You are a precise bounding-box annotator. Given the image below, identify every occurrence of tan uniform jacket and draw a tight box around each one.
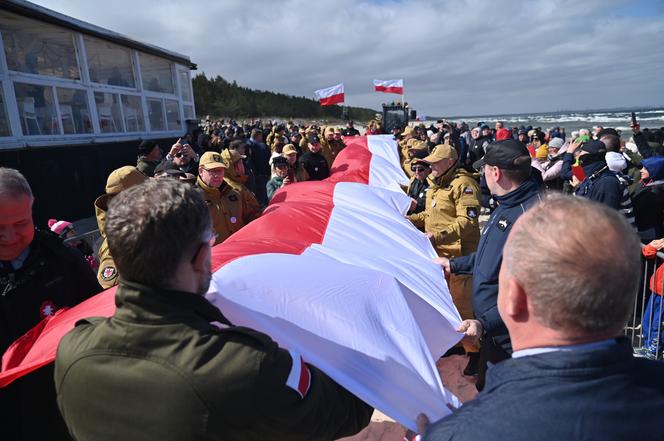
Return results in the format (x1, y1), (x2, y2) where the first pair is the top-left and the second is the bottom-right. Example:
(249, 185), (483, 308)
(198, 177), (246, 244)
(223, 165), (262, 223)
(94, 194), (119, 289)
(408, 168), (481, 258)
(319, 136), (334, 167)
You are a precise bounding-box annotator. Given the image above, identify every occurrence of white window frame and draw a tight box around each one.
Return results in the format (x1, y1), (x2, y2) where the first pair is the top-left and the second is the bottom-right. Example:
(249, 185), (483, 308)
(0, 14), (194, 150)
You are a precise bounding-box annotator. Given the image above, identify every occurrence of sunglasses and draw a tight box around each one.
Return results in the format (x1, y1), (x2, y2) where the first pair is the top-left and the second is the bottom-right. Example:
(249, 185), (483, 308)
(174, 152), (184, 158)
(411, 166), (428, 172)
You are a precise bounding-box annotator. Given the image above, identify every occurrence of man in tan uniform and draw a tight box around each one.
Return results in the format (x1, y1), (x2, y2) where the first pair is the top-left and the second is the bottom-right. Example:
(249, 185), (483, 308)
(220, 148), (261, 222)
(197, 152), (251, 244)
(408, 144), (481, 359)
(94, 166), (147, 288)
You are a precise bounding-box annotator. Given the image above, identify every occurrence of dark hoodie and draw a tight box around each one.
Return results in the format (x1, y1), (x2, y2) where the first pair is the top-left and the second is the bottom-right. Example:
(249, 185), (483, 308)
(574, 157), (623, 210)
(633, 156), (664, 242)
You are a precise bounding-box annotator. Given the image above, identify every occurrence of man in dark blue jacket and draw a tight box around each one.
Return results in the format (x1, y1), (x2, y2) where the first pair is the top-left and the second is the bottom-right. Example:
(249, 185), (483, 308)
(425, 195), (663, 441)
(435, 139), (540, 389)
(565, 140), (636, 227)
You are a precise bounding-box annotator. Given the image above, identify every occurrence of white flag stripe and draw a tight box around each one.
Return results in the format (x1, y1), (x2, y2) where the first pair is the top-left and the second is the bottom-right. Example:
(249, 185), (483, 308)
(314, 83), (344, 100)
(366, 135), (409, 189)
(373, 79), (404, 88)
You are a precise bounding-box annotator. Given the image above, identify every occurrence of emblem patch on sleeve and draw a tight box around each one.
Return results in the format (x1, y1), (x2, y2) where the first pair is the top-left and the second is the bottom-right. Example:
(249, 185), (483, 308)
(463, 186), (474, 195)
(286, 350), (311, 399)
(101, 266), (117, 281)
(467, 207), (478, 219)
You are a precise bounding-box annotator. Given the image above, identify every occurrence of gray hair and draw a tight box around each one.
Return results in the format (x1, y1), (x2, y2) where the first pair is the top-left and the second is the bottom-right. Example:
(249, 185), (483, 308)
(105, 179), (211, 288)
(503, 193), (640, 336)
(0, 167), (33, 199)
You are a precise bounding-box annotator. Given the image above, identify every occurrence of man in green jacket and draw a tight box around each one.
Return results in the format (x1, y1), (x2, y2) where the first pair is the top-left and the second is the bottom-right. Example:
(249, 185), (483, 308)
(54, 179), (373, 441)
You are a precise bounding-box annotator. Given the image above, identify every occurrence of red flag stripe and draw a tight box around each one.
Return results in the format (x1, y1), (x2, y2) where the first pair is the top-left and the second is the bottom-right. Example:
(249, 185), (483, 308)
(297, 357), (311, 397)
(319, 93), (344, 106)
(374, 85), (404, 94)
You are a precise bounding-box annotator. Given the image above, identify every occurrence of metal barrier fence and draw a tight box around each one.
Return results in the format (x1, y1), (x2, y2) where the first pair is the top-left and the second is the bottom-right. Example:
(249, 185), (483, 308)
(626, 245), (664, 360)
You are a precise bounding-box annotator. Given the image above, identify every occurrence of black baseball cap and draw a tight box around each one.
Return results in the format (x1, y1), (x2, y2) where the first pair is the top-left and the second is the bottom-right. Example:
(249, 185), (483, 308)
(581, 140), (607, 155)
(308, 134), (320, 144)
(473, 139), (530, 170)
(273, 156), (289, 167)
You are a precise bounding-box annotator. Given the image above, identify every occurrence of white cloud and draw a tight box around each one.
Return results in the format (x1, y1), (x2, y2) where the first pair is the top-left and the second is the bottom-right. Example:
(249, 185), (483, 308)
(31, 0), (664, 116)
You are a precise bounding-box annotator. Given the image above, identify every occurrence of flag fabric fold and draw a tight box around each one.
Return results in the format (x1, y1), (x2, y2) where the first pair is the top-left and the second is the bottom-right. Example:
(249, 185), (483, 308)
(314, 83), (344, 106)
(0, 135), (463, 431)
(373, 79), (404, 95)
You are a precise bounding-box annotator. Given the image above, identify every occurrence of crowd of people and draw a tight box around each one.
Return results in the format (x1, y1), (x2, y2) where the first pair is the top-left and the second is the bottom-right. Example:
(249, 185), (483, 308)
(1, 113), (664, 440)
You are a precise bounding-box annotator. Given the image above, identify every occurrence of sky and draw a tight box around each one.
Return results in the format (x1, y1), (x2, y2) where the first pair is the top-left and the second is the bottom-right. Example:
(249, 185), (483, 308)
(32, 0), (664, 117)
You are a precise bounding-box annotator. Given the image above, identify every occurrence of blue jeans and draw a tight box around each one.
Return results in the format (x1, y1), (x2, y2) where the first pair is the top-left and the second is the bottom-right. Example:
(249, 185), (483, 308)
(643, 294), (664, 353)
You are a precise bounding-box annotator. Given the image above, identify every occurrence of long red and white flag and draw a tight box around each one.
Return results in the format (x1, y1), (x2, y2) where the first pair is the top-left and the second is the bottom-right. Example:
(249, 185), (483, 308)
(314, 83), (344, 106)
(0, 136), (462, 430)
(374, 79), (404, 94)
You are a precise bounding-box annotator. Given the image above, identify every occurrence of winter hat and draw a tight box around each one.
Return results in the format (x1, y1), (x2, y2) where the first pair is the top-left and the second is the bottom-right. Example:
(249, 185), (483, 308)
(536, 145), (549, 160)
(548, 137), (564, 149)
(48, 219), (72, 237)
(606, 151), (627, 172)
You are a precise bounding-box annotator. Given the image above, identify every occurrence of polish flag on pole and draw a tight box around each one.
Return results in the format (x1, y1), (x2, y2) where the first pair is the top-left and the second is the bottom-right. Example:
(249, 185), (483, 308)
(314, 83), (344, 106)
(373, 79), (404, 95)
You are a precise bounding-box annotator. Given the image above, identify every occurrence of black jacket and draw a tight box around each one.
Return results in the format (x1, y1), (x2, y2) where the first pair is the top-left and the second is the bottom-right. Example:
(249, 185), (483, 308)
(450, 179), (540, 353)
(425, 338), (664, 441)
(1, 230), (102, 441)
(407, 177), (429, 214)
(465, 136), (491, 169)
(247, 138), (271, 177)
(299, 151), (330, 181)
(634, 182), (664, 243)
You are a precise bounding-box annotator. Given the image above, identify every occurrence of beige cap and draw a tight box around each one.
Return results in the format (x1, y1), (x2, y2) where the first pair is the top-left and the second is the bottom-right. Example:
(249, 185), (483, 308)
(415, 144), (458, 164)
(199, 151), (228, 170)
(220, 149), (246, 165)
(282, 144), (298, 156)
(402, 126), (414, 137)
(105, 166), (147, 194)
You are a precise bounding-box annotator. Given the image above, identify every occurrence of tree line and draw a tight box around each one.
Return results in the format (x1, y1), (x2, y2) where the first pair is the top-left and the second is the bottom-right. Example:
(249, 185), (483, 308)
(192, 73), (377, 121)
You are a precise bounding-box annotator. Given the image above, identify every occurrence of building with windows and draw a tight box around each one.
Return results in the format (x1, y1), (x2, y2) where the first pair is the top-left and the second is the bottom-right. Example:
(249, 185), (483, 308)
(0, 0), (197, 224)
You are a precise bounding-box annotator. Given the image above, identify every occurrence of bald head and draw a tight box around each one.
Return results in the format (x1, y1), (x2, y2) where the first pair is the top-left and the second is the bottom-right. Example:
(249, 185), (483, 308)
(502, 194), (640, 338)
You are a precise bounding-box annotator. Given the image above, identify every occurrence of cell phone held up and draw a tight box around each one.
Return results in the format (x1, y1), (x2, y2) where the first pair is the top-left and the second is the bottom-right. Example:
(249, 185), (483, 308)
(631, 112), (638, 126)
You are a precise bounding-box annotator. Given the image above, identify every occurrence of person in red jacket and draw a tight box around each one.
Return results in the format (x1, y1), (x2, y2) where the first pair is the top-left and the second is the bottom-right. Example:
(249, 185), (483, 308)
(641, 238), (664, 358)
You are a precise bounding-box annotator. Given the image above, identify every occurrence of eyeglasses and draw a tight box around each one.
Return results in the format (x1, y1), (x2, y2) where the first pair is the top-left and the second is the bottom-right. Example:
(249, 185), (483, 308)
(174, 152), (184, 158)
(411, 166), (428, 172)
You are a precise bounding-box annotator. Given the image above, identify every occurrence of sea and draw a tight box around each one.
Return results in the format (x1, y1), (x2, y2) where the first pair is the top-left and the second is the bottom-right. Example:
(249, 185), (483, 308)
(423, 107), (664, 138)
